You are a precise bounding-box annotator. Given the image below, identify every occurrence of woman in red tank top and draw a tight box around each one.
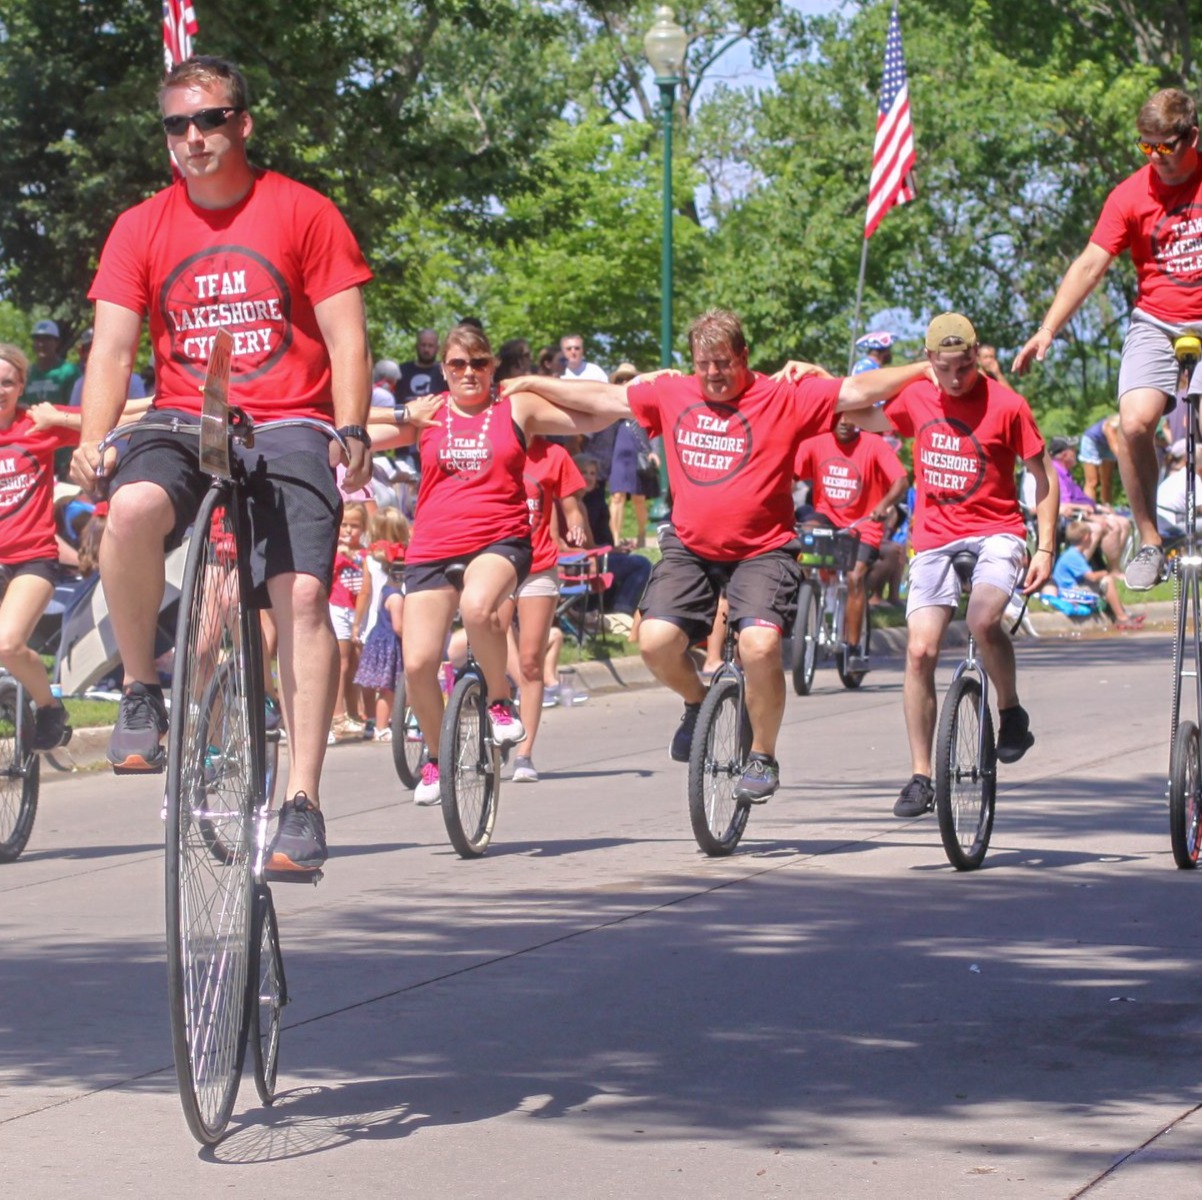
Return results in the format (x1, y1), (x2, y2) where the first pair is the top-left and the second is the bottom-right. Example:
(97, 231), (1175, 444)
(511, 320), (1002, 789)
(368, 325), (617, 803)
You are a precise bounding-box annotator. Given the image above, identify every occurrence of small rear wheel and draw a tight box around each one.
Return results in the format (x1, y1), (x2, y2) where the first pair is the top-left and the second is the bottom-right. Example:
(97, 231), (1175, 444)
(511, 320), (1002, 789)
(935, 674), (996, 871)
(0, 678), (38, 863)
(249, 886), (286, 1104)
(440, 674), (499, 858)
(687, 675), (752, 856)
(792, 580), (820, 696)
(390, 673), (426, 791)
(1169, 720), (1202, 869)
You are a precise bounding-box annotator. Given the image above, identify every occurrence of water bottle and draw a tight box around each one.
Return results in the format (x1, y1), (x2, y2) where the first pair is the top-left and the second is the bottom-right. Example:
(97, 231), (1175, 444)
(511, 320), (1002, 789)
(557, 668), (576, 707)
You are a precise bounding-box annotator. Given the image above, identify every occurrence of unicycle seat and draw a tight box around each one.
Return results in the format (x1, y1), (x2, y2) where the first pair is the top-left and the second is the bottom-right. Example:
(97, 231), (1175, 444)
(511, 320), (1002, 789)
(951, 550), (978, 591)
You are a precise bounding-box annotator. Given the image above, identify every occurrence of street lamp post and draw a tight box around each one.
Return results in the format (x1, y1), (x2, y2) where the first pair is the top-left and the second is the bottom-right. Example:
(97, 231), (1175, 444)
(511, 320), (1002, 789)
(644, 6), (688, 517)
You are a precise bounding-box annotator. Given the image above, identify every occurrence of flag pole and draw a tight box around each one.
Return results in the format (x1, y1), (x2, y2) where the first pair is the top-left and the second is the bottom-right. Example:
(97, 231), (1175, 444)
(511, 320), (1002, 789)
(848, 237), (869, 374)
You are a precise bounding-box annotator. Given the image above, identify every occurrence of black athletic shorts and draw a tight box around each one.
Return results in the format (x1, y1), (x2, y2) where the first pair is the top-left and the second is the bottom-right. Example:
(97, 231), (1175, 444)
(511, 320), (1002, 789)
(110, 408), (342, 606)
(639, 526), (802, 644)
(403, 536), (533, 594)
(0, 557), (60, 589)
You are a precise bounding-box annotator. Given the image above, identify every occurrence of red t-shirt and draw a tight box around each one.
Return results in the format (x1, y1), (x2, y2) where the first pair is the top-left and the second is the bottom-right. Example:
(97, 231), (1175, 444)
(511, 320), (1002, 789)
(793, 430), (907, 548)
(883, 375), (1044, 551)
(1091, 159), (1202, 322)
(0, 412), (80, 564)
(406, 395), (532, 563)
(627, 371), (841, 561)
(523, 440), (586, 573)
(329, 548), (364, 610)
(88, 170), (372, 422)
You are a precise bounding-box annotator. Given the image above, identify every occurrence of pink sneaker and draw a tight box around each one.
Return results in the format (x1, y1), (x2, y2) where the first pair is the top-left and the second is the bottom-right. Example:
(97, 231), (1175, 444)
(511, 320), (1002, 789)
(414, 760), (440, 806)
(487, 701), (526, 748)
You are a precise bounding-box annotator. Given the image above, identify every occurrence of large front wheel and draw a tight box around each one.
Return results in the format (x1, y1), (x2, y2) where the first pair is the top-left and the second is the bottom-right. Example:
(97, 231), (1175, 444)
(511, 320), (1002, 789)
(0, 678), (38, 863)
(687, 675), (752, 856)
(934, 674), (996, 871)
(791, 580), (820, 696)
(165, 488), (257, 1144)
(440, 674), (499, 858)
(1169, 720), (1202, 869)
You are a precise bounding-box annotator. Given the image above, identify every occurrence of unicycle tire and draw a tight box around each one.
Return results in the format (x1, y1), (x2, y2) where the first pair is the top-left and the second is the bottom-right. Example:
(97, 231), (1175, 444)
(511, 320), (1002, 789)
(935, 674), (996, 871)
(792, 580), (820, 696)
(390, 673), (426, 791)
(1170, 719), (1202, 869)
(687, 675), (752, 856)
(0, 678), (37, 863)
(440, 674), (499, 858)
(249, 886), (287, 1104)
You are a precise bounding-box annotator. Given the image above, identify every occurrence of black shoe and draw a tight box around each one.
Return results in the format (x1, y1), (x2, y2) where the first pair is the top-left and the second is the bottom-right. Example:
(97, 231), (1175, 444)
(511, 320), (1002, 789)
(894, 774), (934, 817)
(733, 753), (779, 804)
(33, 702), (72, 752)
(996, 704), (1035, 764)
(670, 702), (701, 762)
(267, 793), (327, 873)
(107, 683), (169, 774)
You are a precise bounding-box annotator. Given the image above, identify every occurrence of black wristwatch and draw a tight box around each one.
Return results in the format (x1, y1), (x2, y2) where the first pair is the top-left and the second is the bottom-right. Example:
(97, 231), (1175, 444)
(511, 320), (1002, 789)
(337, 424), (372, 450)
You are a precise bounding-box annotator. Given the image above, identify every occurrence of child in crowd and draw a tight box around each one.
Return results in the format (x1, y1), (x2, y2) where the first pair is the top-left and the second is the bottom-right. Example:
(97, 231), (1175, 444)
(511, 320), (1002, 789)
(329, 502), (371, 741)
(1045, 521), (1144, 630)
(355, 508), (410, 740)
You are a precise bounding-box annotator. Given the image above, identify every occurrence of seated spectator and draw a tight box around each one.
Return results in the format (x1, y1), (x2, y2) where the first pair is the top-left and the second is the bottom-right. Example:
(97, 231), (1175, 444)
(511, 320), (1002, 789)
(1156, 438), (1200, 539)
(1045, 521), (1143, 629)
(1049, 436), (1132, 569)
(570, 453), (652, 617)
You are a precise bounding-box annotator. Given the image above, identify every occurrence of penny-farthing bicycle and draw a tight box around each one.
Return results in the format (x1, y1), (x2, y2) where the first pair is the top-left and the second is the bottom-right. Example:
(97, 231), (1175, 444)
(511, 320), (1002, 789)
(100, 330), (344, 1142)
(1167, 335), (1202, 869)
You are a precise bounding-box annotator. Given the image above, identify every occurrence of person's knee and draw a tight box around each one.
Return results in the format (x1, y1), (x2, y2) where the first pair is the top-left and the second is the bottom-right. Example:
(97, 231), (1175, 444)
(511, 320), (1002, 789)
(739, 627), (782, 670)
(1118, 401), (1160, 443)
(519, 649), (542, 681)
(638, 620), (686, 664)
(106, 483), (174, 544)
(906, 632), (941, 675)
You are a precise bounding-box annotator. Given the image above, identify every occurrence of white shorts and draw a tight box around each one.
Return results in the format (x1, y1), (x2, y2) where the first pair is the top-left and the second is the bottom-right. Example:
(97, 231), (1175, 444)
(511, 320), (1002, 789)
(329, 603), (356, 641)
(516, 566), (561, 600)
(906, 534), (1027, 616)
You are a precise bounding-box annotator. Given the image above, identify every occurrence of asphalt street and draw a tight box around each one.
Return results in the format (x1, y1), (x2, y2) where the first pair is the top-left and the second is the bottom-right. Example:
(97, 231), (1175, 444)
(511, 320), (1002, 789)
(2, 632), (1201, 1198)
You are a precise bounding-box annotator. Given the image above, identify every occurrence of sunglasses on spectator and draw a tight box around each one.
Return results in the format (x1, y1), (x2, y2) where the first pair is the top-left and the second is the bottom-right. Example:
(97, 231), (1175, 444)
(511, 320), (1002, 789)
(1136, 133), (1188, 156)
(445, 357), (493, 372)
(161, 107), (244, 136)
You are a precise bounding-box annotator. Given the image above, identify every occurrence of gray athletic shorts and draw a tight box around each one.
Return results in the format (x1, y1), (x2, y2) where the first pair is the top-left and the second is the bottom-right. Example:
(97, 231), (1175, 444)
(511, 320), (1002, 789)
(1117, 313), (1202, 409)
(905, 534), (1027, 616)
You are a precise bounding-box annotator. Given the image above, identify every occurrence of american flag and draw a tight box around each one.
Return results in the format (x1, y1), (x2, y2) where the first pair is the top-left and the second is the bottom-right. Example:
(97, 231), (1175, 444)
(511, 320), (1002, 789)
(163, 0), (199, 70)
(864, 5), (917, 239)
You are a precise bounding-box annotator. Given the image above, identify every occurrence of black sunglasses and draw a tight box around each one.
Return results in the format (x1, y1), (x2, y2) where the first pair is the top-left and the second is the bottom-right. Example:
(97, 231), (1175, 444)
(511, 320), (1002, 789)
(161, 107), (244, 136)
(445, 357), (493, 372)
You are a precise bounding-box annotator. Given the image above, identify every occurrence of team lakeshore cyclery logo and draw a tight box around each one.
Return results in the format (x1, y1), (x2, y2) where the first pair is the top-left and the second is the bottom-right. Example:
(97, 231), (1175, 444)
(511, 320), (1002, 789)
(438, 433), (494, 476)
(0, 448), (41, 519)
(523, 472), (545, 527)
(159, 246), (293, 381)
(817, 455), (864, 509)
(671, 402), (752, 486)
(1153, 203), (1202, 288)
(914, 417), (985, 505)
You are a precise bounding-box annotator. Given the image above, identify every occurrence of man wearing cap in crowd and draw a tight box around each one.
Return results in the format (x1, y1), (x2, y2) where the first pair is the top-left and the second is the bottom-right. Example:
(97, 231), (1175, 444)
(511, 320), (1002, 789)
(1014, 87), (1202, 590)
(850, 312), (1058, 819)
(1048, 434), (1132, 572)
(852, 331), (896, 375)
(26, 320), (81, 408)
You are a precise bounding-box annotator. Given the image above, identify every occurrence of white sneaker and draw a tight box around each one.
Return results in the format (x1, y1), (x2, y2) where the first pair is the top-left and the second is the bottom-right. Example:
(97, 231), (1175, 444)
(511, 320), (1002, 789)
(512, 755), (539, 783)
(487, 701), (526, 748)
(414, 761), (441, 805)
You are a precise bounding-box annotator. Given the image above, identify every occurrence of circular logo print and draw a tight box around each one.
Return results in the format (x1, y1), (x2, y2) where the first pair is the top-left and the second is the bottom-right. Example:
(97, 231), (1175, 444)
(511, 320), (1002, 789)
(1152, 202), (1202, 290)
(159, 245), (294, 382)
(439, 434), (494, 477)
(914, 417), (985, 505)
(817, 454), (864, 510)
(0, 447), (42, 520)
(671, 402), (753, 486)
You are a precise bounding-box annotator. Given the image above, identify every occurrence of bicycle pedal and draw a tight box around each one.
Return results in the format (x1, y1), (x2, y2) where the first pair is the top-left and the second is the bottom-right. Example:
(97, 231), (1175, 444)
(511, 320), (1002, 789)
(263, 866), (324, 886)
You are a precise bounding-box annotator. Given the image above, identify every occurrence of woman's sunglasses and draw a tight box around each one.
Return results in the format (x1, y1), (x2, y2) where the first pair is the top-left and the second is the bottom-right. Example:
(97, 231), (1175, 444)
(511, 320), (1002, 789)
(161, 107), (244, 136)
(445, 357), (493, 372)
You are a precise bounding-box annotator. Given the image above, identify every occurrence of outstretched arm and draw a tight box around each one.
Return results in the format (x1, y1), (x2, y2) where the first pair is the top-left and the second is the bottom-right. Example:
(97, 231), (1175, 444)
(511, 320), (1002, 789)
(1013, 242), (1113, 374)
(501, 375), (634, 421)
(1022, 451), (1060, 593)
(365, 393), (442, 451)
(509, 387), (632, 438)
(835, 361), (930, 411)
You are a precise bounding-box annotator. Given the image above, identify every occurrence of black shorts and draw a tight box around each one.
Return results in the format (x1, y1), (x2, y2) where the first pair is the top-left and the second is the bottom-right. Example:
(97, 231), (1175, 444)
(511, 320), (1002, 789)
(404, 536), (533, 594)
(639, 526), (802, 643)
(0, 557), (60, 590)
(110, 408), (341, 606)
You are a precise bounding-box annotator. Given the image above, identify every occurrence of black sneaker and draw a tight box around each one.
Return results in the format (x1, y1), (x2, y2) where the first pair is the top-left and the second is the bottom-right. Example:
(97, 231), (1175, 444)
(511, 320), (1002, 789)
(894, 774), (935, 817)
(670, 702), (701, 762)
(267, 793), (327, 873)
(996, 704), (1035, 764)
(733, 753), (779, 804)
(107, 683), (169, 774)
(33, 702), (72, 752)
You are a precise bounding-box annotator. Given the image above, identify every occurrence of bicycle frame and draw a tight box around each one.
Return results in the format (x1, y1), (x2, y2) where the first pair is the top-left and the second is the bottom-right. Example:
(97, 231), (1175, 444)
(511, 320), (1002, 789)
(948, 631), (992, 770)
(1170, 373), (1202, 745)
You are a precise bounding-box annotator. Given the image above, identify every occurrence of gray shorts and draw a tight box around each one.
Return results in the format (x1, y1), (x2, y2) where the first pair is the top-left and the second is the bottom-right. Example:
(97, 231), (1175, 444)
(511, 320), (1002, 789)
(905, 534), (1027, 616)
(1117, 313), (1202, 408)
(111, 408), (342, 607)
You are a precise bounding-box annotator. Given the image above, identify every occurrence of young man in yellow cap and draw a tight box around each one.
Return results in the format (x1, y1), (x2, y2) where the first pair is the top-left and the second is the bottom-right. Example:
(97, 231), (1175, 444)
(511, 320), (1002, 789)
(851, 313), (1059, 817)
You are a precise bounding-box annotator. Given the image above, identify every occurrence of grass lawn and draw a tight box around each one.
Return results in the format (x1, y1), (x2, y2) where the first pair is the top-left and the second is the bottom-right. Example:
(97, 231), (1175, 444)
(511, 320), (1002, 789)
(64, 697), (119, 727)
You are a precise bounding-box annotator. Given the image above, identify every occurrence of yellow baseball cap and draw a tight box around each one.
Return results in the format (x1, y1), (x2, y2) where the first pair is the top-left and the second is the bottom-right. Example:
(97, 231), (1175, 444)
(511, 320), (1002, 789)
(924, 312), (978, 352)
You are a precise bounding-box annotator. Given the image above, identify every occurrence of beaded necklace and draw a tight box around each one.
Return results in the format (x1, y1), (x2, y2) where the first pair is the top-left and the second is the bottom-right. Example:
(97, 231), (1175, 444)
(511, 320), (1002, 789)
(442, 394), (495, 472)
